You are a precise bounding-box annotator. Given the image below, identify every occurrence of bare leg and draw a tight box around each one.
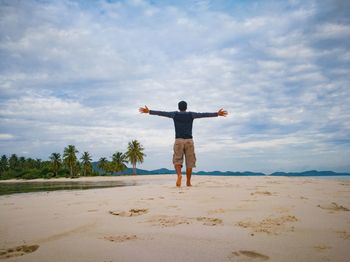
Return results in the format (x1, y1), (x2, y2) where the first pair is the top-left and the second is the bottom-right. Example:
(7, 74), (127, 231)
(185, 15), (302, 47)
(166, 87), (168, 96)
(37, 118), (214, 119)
(186, 168), (192, 186)
(175, 164), (182, 187)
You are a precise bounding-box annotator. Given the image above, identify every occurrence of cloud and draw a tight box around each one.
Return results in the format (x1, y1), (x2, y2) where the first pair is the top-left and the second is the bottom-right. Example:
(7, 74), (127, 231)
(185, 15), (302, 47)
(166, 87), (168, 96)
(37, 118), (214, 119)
(314, 23), (350, 39)
(0, 133), (14, 140)
(0, 95), (94, 122)
(0, 0), (349, 173)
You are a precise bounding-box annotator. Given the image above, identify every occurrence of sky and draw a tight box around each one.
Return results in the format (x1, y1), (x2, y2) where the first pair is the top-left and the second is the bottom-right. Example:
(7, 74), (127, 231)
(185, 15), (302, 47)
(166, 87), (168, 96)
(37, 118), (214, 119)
(0, 0), (349, 173)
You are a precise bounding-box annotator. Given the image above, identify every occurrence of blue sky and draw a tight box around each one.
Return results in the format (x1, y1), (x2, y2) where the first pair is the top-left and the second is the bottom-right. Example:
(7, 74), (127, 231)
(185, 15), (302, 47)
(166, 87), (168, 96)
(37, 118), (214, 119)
(0, 0), (349, 173)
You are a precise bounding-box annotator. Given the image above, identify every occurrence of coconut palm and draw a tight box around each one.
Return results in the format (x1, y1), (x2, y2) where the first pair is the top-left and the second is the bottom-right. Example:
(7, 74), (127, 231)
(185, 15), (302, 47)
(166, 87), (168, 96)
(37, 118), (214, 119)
(0, 155), (8, 175)
(35, 158), (42, 169)
(63, 145), (79, 177)
(25, 158), (36, 169)
(112, 152), (128, 173)
(126, 140), (145, 175)
(98, 157), (108, 175)
(80, 151), (93, 176)
(18, 157), (26, 169)
(50, 153), (62, 177)
(9, 154), (18, 170)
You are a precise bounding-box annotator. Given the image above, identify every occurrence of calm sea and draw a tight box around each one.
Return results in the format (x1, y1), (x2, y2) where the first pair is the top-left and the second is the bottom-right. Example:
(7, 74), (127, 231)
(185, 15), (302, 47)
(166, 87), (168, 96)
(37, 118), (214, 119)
(0, 178), (172, 196)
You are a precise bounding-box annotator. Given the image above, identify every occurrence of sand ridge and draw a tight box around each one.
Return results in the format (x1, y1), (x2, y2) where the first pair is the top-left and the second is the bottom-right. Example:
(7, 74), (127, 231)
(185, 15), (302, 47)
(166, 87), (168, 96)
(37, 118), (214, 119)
(103, 235), (138, 243)
(229, 250), (270, 261)
(317, 202), (349, 212)
(109, 208), (149, 217)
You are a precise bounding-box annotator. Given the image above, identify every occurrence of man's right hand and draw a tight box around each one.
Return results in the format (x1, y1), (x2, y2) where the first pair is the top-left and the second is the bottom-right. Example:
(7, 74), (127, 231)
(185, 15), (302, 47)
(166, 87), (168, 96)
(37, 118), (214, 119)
(218, 108), (228, 117)
(139, 105), (150, 114)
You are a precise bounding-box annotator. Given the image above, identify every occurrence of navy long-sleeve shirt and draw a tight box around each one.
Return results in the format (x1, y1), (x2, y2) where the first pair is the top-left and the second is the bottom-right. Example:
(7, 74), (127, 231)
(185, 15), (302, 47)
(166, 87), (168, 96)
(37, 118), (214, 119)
(149, 110), (218, 139)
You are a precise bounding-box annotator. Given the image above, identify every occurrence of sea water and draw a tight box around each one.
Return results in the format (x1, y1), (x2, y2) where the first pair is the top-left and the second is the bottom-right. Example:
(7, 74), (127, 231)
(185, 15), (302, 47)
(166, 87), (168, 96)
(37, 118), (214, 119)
(0, 177), (173, 196)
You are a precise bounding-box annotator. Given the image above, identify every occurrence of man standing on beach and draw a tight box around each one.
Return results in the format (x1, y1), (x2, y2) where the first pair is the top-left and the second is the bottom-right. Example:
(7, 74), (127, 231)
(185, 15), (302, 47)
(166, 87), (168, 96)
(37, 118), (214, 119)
(139, 101), (228, 187)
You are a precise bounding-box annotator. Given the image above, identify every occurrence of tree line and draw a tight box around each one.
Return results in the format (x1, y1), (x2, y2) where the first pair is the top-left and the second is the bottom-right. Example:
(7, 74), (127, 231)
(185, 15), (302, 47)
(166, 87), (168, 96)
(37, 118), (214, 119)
(0, 140), (145, 180)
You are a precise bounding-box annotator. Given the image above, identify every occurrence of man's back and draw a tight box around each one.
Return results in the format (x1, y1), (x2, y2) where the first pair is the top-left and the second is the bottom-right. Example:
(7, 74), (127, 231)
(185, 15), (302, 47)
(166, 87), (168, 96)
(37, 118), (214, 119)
(173, 111), (195, 139)
(149, 110), (218, 139)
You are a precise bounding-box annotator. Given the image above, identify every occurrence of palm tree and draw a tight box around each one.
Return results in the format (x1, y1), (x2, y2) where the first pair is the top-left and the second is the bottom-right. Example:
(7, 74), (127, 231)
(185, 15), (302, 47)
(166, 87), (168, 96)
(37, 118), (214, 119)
(63, 145), (79, 177)
(0, 155), (9, 175)
(9, 154), (18, 170)
(25, 158), (36, 169)
(98, 157), (108, 175)
(80, 152), (93, 176)
(35, 158), (42, 169)
(50, 153), (61, 177)
(18, 157), (26, 169)
(126, 140), (145, 175)
(112, 152), (128, 173)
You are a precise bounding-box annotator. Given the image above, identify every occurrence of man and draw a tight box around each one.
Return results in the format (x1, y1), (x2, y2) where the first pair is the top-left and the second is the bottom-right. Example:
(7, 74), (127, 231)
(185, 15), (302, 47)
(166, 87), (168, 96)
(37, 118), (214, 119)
(139, 101), (228, 187)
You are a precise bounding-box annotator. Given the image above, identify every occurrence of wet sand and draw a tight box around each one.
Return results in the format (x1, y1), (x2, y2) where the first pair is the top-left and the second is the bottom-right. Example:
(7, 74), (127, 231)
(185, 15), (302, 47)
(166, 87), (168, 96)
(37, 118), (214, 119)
(0, 175), (349, 261)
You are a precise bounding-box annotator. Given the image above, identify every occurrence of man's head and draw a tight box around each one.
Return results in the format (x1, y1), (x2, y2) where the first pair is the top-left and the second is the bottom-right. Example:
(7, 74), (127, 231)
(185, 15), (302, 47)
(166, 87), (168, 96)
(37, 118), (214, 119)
(178, 101), (187, 111)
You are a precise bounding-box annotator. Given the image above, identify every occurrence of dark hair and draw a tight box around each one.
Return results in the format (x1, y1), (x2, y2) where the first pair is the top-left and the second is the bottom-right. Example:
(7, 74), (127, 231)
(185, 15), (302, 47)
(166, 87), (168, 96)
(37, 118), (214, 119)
(178, 101), (187, 111)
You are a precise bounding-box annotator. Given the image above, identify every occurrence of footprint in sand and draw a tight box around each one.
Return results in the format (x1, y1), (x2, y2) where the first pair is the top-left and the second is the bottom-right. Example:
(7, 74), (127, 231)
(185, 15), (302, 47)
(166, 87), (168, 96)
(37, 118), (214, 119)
(148, 215), (191, 227)
(196, 217), (223, 226)
(208, 208), (227, 214)
(0, 245), (39, 259)
(109, 208), (148, 217)
(250, 191), (274, 196)
(317, 202), (349, 212)
(141, 197), (155, 200)
(236, 215), (298, 235)
(103, 235), (138, 243)
(336, 230), (350, 240)
(313, 244), (332, 251)
(229, 250), (269, 261)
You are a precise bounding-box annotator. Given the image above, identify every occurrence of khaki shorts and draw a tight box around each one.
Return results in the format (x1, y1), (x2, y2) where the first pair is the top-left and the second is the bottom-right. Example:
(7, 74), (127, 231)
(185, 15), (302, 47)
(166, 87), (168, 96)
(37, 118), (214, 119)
(173, 138), (196, 168)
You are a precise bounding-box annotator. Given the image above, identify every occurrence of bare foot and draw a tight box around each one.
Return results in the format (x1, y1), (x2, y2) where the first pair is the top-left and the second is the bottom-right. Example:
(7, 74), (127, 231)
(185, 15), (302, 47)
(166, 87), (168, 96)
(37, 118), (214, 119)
(186, 181), (192, 187)
(176, 176), (182, 187)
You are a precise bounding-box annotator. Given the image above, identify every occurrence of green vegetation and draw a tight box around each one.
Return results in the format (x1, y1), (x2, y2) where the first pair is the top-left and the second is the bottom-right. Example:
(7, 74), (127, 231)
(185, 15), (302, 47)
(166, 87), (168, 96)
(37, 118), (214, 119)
(0, 140), (145, 180)
(63, 145), (79, 178)
(126, 140), (145, 175)
(80, 151), (93, 177)
(49, 153), (62, 177)
(98, 157), (108, 174)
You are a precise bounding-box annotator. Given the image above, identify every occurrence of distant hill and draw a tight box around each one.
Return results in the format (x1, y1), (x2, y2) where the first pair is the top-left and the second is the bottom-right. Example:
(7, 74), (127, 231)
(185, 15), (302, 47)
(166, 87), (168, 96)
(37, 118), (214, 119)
(91, 162), (175, 175)
(195, 170), (265, 176)
(269, 170), (350, 177)
(92, 162), (350, 176)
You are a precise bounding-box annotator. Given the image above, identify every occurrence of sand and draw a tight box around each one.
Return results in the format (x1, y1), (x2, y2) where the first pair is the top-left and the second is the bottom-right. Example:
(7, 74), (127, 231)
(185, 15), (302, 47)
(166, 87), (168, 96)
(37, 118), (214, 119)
(0, 175), (349, 261)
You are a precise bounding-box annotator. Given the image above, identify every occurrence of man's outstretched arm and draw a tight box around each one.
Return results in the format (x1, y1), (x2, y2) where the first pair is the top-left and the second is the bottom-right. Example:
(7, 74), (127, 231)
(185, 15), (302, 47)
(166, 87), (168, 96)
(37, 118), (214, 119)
(139, 106), (175, 118)
(192, 108), (228, 119)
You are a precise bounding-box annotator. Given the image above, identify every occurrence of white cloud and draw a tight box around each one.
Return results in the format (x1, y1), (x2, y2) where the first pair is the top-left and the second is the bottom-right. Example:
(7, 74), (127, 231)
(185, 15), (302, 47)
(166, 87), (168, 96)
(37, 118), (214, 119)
(314, 23), (350, 39)
(0, 133), (14, 140)
(0, 95), (94, 123)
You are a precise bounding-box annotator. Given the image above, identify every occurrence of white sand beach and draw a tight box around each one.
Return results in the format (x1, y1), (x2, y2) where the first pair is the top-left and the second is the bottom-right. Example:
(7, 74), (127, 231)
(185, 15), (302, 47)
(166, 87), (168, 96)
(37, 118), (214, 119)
(0, 175), (349, 261)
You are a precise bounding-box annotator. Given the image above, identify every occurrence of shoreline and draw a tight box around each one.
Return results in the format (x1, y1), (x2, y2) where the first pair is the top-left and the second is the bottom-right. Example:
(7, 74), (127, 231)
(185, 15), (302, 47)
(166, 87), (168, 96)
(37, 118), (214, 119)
(1, 174), (349, 184)
(0, 174), (174, 183)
